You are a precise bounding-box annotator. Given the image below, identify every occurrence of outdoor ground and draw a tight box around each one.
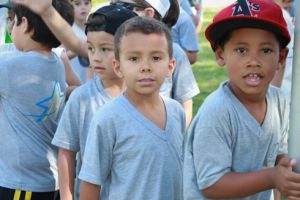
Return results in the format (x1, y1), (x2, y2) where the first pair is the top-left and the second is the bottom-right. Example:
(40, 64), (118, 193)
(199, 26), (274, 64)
(91, 0), (234, 115)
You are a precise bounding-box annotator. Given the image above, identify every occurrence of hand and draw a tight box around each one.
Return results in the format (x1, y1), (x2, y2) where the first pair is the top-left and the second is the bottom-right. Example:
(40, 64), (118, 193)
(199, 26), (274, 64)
(272, 157), (300, 199)
(10, 0), (52, 16)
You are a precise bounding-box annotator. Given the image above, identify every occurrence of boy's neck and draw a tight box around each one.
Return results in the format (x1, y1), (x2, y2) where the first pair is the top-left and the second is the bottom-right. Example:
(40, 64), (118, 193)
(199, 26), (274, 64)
(22, 42), (52, 56)
(102, 78), (125, 98)
(124, 91), (167, 130)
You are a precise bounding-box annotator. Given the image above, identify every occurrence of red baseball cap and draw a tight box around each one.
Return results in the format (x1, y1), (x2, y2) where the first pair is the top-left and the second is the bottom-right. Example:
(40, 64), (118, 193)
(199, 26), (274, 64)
(205, 0), (291, 51)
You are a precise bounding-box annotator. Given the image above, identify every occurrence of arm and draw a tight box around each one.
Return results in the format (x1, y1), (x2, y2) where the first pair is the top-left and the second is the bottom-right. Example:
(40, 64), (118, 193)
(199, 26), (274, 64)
(80, 181), (101, 200)
(203, 156), (300, 199)
(58, 148), (76, 200)
(11, 0), (88, 57)
(185, 51), (197, 64)
(181, 99), (193, 129)
(60, 51), (81, 99)
(61, 51), (81, 87)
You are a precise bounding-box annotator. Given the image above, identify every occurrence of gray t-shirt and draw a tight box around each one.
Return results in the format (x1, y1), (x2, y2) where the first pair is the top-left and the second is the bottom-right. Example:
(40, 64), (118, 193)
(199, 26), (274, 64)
(0, 50), (66, 192)
(160, 43), (200, 102)
(79, 94), (185, 200)
(172, 8), (199, 52)
(183, 81), (289, 200)
(52, 76), (112, 199)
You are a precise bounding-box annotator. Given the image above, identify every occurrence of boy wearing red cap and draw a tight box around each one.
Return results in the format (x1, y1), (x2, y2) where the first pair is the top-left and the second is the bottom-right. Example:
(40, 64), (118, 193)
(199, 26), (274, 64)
(183, 0), (300, 199)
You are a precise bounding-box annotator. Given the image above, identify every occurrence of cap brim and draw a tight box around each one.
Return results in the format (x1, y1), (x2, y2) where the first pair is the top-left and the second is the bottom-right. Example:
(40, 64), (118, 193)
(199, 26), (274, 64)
(206, 17), (291, 50)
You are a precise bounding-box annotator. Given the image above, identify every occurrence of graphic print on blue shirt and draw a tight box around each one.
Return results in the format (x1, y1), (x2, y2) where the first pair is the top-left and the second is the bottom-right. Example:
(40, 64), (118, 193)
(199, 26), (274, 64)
(25, 81), (65, 122)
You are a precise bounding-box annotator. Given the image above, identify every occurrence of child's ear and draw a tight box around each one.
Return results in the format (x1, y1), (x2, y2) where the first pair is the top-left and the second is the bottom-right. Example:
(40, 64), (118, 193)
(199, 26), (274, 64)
(21, 16), (30, 33)
(113, 59), (123, 78)
(144, 7), (155, 18)
(166, 58), (176, 78)
(278, 47), (289, 66)
(214, 47), (226, 67)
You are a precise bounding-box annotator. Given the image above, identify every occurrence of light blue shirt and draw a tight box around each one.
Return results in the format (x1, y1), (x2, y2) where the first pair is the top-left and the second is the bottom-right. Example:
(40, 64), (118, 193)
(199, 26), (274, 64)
(184, 82), (289, 200)
(172, 8), (199, 52)
(160, 43), (200, 102)
(0, 50), (66, 191)
(52, 76), (112, 199)
(79, 94), (185, 200)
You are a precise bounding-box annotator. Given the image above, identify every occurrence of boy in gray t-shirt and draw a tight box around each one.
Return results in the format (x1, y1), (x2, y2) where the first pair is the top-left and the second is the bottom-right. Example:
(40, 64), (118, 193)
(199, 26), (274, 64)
(0, 0), (74, 200)
(51, 5), (137, 200)
(79, 17), (185, 200)
(184, 0), (300, 199)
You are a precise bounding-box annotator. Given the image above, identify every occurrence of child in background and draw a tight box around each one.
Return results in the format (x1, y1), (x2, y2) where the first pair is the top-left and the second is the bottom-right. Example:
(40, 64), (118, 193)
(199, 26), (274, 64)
(79, 16), (185, 200)
(184, 0), (300, 199)
(52, 5), (136, 200)
(0, 2), (81, 98)
(0, 0), (73, 199)
(172, 0), (199, 64)
(68, 0), (93, 83)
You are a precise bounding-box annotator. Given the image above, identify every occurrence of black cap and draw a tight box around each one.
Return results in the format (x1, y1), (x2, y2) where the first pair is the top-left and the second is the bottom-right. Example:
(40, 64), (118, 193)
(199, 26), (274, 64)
(85, 4), (137, 35)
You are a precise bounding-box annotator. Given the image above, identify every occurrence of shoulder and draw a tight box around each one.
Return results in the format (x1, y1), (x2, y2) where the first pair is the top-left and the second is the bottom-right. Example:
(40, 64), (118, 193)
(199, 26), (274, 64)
(70, 79), (96, 99)
(193, 82), (234, 122)
(267, 85), (289, 111)
(172, 43), (190, 64)
(92, 94), (124, 121)
(163, 96), (185, 113)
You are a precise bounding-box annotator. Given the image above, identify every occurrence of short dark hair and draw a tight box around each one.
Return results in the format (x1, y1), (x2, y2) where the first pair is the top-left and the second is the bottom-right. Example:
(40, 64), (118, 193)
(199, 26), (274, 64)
(13, 0), (74, 49)
(114, 16), (173, 60)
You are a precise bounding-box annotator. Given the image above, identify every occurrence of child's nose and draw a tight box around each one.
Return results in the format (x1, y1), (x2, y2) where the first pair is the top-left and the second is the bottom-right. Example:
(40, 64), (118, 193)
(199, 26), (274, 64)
(247, 54), (262, 68)
(139, 64), (152, 73)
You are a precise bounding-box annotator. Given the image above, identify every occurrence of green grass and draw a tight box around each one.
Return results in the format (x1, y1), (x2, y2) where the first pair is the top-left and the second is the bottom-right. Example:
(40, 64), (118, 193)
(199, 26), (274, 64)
(192, 7), (227, 115)
(90, 2), (228, 115)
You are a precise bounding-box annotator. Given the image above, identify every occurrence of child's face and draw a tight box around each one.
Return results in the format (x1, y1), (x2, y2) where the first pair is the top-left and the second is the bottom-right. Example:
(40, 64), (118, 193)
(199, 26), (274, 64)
(114, 32), (175, 97)
(87, 31), (117, 81)
(71, 0), (92, 24)
(215, 28), (288, 99)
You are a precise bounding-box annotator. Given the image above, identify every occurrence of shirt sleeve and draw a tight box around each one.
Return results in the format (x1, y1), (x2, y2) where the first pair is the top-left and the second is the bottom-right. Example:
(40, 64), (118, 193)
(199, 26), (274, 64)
(52, 91), (81, 152)
(172, 46), (200, 102)
(78, 109), (115, 186)
(188, 114), (232, 190)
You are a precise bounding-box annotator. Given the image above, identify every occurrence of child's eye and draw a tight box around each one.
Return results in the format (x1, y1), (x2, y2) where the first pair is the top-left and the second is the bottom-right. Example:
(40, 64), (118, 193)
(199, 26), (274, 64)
(235, 47), (247, 54)
(102, 48), (113, 52)
(262, 48), (273, 54)
(87, 46), (95, 53)
(153, 56), (161, 61)
(129, 57), (138, 62)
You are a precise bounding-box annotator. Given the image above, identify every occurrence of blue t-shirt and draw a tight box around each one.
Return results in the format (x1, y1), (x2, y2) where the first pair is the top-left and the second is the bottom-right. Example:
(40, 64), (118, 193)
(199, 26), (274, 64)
(183, 81), (289, 200)
(0, 50), (66, 192)
(79, 94), (185, 200)
(160, 43), (200, 102)
(172, 8), (199, 52)
(52, 76), (112, 199)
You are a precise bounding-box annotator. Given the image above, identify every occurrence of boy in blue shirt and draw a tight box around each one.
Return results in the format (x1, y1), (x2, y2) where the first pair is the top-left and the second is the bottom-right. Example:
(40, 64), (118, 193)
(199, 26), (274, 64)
(184, 0), (300, 199)
(52, 5), (137, 200)
(0, 0), (73, 199)
(79, 16), (185, 200)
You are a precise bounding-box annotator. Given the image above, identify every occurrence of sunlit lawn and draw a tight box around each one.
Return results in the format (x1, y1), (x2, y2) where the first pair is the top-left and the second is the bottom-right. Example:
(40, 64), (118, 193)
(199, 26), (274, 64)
(91, 1), (228, 115)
